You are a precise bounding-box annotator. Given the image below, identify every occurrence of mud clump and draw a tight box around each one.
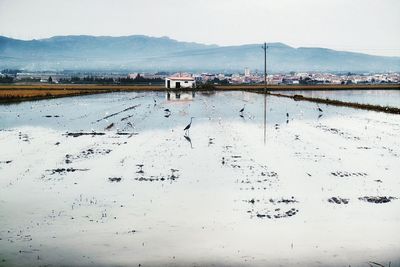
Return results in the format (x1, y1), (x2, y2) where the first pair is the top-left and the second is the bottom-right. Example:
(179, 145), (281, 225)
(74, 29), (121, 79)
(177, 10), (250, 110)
(270, 197), (298, 204)
(328, 197), (349, 204)
(116, 132), (138, 136)
(256, 208), (299, 219)
(134, 175), (179, 182)
(48, 168), (89, 175)
(65, 148), (112, 164)
(359, 196), (396, 204)
(65, 132), (105, 137)
(331, 171), (367, 177)
(44, 115), (60, 118)
(108, 177), (122, 182)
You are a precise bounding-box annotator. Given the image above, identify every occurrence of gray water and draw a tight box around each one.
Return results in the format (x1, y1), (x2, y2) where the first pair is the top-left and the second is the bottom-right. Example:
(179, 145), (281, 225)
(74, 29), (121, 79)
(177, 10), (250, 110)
(281, 89), (400, 108)
(0, 91), (399, 267)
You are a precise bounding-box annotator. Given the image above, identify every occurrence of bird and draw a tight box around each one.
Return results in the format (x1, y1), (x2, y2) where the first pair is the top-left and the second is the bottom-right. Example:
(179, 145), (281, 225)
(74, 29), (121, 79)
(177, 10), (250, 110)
(317, 106), (323, 112)
(184, 117), (194, 135)
(136, 164), (144, 174)
(239, 105), (246, 113)
(184, 135), (193, 148)
(286, 112), (289, 118)
(164, 109), (171, 113)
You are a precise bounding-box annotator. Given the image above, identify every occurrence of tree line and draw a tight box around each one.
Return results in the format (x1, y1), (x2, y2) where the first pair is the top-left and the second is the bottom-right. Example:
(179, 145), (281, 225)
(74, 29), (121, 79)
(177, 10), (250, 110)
(58, 74), (164, 84)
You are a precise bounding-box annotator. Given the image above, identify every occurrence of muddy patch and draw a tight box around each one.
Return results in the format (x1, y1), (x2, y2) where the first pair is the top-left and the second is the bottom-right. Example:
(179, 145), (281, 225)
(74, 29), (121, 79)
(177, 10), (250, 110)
(331, 171), (368, 177)
(18, 132), (30, 142)
(47, 168), (89, 175)
(316, 124), (360, 140)
(359, 196), (397, 204)
(108, 177), (122, 183)
(255, 208), (299, 219)
(328, 197), (349, 204)
(65, 132), (105, 138)
(245, 196), (300, 219)
(65, 148), (112, 164)
(43, 115), (60, 118)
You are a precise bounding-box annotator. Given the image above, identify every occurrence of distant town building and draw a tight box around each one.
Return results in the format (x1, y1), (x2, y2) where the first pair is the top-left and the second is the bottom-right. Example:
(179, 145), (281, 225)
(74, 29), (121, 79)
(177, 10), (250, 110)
(165, 76), (196, 89)
(128, 73), (139, 79)
(244, 68), (251, 77)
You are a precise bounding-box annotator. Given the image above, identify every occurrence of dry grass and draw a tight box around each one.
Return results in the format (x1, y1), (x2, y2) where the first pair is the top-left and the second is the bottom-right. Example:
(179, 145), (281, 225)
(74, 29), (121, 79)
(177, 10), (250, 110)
(0, 84), (164, 90)
(0, 89), (113, 103)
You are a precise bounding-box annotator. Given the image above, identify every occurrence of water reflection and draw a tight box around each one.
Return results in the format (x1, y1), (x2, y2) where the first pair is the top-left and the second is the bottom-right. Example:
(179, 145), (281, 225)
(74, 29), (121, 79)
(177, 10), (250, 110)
(166, 91), (196, 101)
(281, 89), (400, 108)
(1, 90), (400, 266)
(183, 135), (193, 149)
(0, 90), (376, 140)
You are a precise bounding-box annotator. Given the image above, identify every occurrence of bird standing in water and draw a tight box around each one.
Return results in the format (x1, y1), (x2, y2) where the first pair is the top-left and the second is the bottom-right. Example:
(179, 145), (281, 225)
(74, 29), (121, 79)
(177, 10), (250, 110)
(184, 117), (194, 135)
(239, 105), (246, 114)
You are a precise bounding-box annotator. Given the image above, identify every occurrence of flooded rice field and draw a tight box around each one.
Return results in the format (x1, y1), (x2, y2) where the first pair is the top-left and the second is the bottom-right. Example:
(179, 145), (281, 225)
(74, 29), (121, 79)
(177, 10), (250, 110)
(281, 89), (400, 108)
(0, 91), (400, 267)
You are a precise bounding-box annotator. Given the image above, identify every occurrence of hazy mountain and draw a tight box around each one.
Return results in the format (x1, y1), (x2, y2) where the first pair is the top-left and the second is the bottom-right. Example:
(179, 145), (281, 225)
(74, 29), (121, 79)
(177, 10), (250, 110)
(0, 35), (399, 73)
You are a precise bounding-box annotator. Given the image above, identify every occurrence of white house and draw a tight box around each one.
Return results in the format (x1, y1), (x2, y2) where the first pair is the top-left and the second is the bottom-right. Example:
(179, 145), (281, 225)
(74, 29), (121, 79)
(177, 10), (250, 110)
(165, 77), (196, 89)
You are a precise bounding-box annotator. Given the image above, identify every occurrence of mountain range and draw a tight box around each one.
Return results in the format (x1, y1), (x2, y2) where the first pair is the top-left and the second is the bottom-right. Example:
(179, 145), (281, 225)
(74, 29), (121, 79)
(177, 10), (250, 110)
(0, 35), (399, 73)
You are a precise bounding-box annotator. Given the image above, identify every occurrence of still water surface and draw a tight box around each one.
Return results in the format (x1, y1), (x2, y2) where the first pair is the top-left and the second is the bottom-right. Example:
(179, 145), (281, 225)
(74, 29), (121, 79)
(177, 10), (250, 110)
(0, 91), (399, 266)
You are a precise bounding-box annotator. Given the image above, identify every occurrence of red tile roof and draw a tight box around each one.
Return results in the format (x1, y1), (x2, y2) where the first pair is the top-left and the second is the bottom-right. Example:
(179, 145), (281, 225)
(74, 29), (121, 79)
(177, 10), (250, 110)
(167, 77), (195, 81)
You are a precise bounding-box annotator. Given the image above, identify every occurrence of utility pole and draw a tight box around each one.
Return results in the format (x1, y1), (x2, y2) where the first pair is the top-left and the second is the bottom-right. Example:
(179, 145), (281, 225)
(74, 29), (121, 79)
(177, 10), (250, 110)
(263, 42), (267, 93)
(262, 42), (267, 144)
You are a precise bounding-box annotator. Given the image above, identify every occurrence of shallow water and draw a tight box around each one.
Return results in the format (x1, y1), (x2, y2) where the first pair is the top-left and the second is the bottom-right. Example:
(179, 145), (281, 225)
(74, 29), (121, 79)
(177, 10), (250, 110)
(281, 89), (400, 108)
(0, 91), (399, 267)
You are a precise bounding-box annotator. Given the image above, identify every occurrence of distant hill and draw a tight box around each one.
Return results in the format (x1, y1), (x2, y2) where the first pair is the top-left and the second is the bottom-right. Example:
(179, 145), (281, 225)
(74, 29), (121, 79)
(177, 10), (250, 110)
(0, 35), (399, 72)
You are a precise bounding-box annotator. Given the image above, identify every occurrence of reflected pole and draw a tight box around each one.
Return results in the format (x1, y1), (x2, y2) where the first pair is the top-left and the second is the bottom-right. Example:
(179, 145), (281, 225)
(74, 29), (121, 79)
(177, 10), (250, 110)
(262, 43), (268, 144)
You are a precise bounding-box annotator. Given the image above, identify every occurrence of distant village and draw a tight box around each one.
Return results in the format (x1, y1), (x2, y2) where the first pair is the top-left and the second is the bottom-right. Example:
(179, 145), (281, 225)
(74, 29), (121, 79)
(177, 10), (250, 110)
(1, 68), (399, 86)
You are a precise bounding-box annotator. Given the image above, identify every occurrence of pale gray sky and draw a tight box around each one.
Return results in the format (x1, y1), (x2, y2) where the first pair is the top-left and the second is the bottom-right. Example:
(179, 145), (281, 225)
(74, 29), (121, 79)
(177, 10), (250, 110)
(0, 0), (399, 56)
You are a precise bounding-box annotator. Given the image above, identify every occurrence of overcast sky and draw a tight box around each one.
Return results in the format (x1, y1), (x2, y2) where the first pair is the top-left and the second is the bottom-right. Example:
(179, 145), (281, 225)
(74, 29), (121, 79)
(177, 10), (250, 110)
(0, 0), (399, 56)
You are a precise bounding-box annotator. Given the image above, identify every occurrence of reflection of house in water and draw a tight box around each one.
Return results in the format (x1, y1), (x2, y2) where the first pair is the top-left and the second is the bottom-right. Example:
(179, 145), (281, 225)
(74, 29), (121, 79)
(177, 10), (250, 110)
(166, 91), (196, 101)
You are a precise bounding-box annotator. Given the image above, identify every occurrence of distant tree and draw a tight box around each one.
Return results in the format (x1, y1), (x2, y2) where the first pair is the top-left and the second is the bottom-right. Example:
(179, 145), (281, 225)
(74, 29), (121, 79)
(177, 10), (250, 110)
(1, 69), (21, 76)
(0, 75), (14, 83)
(71, 76), (81, 83)
(48, 76), (53, 83)
(197, 83), (216, 90)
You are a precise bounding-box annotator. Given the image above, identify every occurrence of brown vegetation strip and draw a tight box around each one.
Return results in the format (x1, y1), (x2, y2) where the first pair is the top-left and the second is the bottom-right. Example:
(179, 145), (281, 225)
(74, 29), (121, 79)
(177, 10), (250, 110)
(0, 84), (164, 91)
(264, 92), (400, 115)
(1, 83), (399, 91)
(0, 89), (114, 103)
